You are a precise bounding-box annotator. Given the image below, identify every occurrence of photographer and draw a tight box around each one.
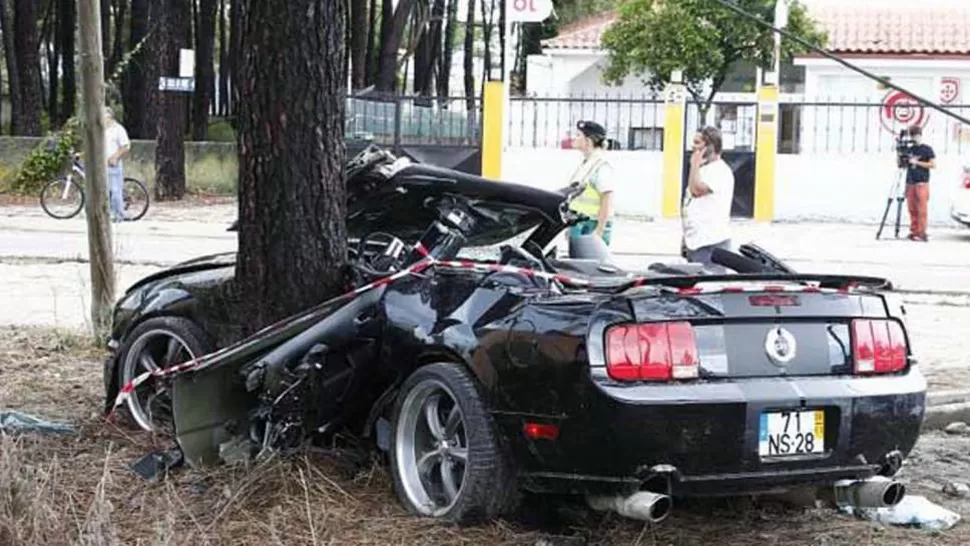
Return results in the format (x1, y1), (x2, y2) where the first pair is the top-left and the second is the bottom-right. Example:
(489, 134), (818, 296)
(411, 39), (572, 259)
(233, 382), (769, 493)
(904, 125), (936, 241)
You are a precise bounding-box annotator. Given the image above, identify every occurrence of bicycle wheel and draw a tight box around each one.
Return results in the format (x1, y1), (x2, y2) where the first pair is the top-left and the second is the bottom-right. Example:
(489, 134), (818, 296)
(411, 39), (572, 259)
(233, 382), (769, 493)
(40, 177), (85, 219)
(122, 178), (150, 221)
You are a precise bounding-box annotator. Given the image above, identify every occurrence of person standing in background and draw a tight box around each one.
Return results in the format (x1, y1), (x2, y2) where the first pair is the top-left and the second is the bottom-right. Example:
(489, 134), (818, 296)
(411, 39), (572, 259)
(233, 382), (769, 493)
(681, 126), (735, 268)
(566, 120), (616, 252)
(105, 106), (132, 222)
(904, 125), (935, 241)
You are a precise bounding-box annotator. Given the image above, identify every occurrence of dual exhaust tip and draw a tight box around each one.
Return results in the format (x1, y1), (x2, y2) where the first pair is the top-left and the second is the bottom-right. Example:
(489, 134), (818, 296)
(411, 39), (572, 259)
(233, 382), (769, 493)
(587, 475), (905, 524)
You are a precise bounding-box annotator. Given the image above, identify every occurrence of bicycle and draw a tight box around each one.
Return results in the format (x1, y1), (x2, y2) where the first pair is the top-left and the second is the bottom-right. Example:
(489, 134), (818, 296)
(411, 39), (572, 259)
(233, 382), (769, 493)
(39, 148), (151, 221)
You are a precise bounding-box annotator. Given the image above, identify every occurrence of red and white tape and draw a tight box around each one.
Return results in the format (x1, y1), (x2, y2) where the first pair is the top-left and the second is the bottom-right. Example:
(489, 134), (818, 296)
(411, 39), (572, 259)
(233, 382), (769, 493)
(108, 244), (851, 416)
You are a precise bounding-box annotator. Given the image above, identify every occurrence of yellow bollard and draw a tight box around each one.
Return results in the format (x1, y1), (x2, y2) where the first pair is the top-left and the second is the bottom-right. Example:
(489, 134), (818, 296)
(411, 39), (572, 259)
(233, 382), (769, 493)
(481, 80), (505, 179)
(661, 81), (687, 218)
(753, 84), (779, 222)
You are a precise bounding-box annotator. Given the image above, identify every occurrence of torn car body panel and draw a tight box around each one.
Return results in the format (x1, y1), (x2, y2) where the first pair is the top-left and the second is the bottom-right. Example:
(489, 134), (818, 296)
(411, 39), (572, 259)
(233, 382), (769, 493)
(104, 145), (926, 518)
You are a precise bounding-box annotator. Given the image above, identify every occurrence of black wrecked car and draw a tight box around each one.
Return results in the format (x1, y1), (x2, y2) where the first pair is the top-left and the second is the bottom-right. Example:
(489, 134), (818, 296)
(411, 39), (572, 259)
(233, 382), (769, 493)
(103, 145), (926, 524)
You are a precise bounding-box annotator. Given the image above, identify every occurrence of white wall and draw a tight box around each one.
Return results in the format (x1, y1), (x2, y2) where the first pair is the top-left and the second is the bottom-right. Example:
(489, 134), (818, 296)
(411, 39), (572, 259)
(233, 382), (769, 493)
(502, 148), (665, 218)
(775, 152), (967, 226)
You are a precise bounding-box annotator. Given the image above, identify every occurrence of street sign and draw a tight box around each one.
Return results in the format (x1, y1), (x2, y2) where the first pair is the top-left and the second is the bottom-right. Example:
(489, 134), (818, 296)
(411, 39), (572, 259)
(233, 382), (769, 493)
(158, 77), (195, 92)
(507, 0), (553, 23)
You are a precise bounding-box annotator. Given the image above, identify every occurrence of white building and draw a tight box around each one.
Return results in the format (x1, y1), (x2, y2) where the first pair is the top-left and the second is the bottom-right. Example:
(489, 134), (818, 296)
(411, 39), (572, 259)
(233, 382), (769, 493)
(499, 3), (970, 226)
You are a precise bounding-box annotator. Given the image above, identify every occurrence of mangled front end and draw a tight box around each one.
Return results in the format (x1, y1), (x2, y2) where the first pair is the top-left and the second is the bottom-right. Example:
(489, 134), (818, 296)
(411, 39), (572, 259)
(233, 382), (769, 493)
(168, 285), (388, 466)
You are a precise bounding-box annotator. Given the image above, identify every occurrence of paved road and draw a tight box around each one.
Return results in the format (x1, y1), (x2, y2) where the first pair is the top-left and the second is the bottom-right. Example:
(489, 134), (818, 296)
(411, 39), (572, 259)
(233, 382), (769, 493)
(2, 205), (970, 329)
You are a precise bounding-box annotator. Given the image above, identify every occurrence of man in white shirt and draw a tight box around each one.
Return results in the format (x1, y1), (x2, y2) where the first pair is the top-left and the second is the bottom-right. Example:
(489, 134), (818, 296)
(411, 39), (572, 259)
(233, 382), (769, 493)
(104, 106), (132, 222)
(681, 126), (735, 268)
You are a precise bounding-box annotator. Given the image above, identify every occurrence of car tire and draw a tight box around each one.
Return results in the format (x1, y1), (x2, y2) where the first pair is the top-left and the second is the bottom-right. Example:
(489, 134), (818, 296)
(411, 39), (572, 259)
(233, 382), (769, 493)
(389, 362), (517, 524)
(115, 316), (214, 433)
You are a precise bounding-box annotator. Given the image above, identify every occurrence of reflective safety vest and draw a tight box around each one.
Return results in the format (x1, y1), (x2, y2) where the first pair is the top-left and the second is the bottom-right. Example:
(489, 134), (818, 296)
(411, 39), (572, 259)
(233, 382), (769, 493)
(567, 154), (608, 217)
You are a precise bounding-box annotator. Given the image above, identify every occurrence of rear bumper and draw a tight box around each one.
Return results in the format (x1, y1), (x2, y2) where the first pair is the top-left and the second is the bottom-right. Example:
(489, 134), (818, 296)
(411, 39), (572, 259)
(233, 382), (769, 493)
(502, 368), (927, 497)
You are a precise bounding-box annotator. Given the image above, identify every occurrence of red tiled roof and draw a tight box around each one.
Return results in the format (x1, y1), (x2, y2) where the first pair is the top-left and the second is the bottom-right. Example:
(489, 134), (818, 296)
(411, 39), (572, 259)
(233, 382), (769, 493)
(541, 6), (970, 56)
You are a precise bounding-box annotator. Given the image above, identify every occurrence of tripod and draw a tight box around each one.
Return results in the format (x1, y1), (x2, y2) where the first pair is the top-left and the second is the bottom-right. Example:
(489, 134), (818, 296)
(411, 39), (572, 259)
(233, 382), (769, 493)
(876, 168), (908, 240)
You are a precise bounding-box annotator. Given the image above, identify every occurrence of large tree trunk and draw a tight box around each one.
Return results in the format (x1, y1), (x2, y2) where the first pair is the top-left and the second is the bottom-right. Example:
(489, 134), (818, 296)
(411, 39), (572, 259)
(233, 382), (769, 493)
(374, 0), (417, 93)
(192, 0), (217, 139)
(58, 0), (77, 124)
(235, 0), (348, 333)
(13, 0), (43, 135)
(123, 0), (156, 138)
(349, 0), (367, 90)
(154, 0), (189, 201)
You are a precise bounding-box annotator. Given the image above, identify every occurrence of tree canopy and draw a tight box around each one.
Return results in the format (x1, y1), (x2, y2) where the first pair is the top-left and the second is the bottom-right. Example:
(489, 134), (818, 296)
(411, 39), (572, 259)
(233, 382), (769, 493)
(600, 0), (827, 110)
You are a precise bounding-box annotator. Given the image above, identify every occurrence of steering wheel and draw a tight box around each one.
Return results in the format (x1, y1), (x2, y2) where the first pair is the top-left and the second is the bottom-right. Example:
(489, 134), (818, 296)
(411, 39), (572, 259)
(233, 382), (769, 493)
(356, 232), (407, 276)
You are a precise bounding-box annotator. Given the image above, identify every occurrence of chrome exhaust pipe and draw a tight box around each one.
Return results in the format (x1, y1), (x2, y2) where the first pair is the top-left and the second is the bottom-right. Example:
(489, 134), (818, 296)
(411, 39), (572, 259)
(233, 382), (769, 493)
(831, 476), (906, 509)
(587, 491), (673, 523)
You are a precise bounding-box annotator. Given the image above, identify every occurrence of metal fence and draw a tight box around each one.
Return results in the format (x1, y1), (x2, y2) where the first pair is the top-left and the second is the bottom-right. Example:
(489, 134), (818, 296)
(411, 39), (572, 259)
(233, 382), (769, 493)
(507, 95), (665, 149)
(344, 95), (482, 147)
(505, 95), (970, 156)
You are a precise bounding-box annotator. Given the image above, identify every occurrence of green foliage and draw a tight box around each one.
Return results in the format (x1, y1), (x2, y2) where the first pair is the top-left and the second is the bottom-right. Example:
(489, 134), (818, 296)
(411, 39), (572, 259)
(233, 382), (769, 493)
(600, 0), (827, 108)
(10, 117), (82, 194)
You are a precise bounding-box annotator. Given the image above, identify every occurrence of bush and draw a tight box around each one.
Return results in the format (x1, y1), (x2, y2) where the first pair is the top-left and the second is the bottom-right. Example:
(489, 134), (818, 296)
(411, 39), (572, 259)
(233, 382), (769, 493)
(10, 117), (82, 195)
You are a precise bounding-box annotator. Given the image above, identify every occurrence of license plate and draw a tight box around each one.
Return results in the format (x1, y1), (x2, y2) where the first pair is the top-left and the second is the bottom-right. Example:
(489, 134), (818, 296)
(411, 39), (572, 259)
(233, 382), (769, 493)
(759, 410), (825, 457)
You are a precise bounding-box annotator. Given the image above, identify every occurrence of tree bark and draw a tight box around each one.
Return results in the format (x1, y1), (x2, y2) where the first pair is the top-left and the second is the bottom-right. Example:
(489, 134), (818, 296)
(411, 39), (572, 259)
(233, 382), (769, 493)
(374, 0), (417, 93)
(0, 0), (20, 134)
(59, 0), (77, 124)
(13, 0), (43, 135)
(154, 0), (189, 201)
(123, 0), (157, 138)
(78, 0), (116, 339)
(235, 0), (348, 333)
(192, 0), (216, 139)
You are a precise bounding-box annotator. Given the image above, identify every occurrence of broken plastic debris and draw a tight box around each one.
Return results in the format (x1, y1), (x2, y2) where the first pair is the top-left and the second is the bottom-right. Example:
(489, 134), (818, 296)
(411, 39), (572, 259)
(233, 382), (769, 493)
(131, 448), (184, 482)
(843, 495), (961, 531)
(0, 411), (75, 435)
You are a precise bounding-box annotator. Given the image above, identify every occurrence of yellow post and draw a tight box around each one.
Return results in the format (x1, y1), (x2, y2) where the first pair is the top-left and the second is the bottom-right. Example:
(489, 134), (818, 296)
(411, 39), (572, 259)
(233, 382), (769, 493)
(481, 80), (505, 179)
(661, 80), (687, 218)
(753, 84), (779, 222)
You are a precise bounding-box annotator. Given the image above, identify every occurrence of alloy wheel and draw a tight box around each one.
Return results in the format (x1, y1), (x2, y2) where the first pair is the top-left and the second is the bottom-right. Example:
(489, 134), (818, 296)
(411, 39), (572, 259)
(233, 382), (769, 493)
(395, 378), (469, 517)
(121, 329), (197, 432)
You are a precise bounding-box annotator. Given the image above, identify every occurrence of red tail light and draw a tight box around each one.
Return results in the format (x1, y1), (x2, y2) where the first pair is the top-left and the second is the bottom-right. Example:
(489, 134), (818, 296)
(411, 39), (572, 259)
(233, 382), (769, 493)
(605, 322), (699, 381)
(851, 319), (907, 374)
(962, 174), (970, 189)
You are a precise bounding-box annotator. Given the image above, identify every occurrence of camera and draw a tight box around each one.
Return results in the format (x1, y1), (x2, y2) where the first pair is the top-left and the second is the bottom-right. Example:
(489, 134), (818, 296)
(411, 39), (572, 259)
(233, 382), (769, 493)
(895, 128), (917, 169)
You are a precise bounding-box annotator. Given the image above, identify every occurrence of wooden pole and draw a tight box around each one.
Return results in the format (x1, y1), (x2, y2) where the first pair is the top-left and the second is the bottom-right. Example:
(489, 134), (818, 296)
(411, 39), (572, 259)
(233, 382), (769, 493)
(77, 0), (116, 339)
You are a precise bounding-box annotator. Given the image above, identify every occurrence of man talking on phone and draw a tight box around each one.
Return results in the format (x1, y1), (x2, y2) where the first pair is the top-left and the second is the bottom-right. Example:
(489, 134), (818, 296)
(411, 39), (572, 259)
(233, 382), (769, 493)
(681, 126), (735, 269)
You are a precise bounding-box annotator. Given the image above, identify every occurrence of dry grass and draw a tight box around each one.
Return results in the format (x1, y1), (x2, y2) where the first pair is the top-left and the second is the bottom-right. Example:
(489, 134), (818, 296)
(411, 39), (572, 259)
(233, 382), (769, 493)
(1, 326), (967, 546)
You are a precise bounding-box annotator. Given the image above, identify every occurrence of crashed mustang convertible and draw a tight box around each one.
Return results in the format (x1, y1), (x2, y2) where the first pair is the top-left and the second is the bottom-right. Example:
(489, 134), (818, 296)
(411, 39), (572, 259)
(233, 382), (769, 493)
(103, 145), (926, 524)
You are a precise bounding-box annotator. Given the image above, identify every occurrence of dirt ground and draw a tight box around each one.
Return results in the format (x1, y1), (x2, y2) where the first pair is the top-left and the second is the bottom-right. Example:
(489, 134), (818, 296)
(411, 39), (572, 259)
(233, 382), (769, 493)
(1, 326), (968, 546)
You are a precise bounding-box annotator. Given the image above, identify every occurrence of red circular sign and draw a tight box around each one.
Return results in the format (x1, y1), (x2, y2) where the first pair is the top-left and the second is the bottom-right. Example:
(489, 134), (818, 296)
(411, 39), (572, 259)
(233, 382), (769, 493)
(880, 90), (929, 133)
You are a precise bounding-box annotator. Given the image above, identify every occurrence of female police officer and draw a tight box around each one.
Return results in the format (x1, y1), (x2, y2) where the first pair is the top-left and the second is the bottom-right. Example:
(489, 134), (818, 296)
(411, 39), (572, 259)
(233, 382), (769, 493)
(566, 120), (616, 251)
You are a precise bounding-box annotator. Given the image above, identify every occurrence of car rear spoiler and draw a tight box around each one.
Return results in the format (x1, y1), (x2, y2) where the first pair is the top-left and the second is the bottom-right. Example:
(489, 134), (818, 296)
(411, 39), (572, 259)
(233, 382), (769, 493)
(622, 273), (892, 292)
